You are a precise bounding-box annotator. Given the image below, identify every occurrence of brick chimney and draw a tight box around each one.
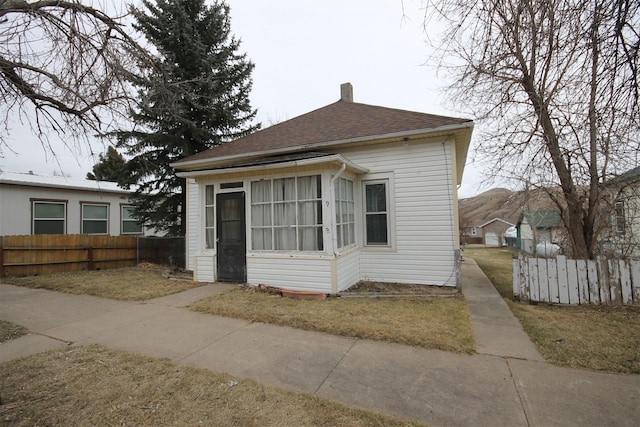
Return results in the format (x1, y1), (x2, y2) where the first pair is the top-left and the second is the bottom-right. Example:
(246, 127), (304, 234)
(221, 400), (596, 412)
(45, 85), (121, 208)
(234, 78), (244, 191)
(340, 82), (353, 102)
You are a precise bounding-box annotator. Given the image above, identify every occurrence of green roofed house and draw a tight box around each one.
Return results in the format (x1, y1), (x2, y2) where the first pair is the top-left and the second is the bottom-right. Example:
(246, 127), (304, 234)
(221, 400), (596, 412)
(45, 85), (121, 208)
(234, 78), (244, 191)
(516, 210), (563, 255)
(171, 83), (474, 293)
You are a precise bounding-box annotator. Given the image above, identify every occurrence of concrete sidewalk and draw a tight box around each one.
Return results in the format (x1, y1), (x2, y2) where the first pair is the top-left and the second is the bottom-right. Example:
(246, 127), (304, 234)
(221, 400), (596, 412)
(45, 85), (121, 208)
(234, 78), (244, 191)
(1, 264), (639, 426)
(462, 258), (544, 361)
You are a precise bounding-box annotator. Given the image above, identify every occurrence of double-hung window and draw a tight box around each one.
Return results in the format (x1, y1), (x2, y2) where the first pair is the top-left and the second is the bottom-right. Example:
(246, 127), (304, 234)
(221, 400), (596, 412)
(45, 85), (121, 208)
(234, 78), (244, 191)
(121, 206), (143, 234)
(32, 201), (66, 234)
(251, 175), (323, 251)
(364, 181), (389, 246)
(335, 177), (355, 249)
(614, 200), (625, 234)
(81, 203), (108, 234)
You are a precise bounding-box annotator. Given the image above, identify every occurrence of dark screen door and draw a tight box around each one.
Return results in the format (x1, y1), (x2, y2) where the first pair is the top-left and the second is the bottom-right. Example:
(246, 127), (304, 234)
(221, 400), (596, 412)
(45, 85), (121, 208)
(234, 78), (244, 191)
(216, 192), (246, 282)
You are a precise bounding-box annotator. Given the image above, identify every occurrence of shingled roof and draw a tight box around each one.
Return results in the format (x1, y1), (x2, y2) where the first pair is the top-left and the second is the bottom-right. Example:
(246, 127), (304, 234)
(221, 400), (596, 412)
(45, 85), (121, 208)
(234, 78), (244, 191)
(173, 97), (472, 169)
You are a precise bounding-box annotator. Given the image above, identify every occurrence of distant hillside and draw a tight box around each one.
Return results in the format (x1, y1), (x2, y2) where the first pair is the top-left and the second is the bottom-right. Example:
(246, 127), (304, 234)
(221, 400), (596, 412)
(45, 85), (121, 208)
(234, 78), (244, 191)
(459, 187), (558, 226)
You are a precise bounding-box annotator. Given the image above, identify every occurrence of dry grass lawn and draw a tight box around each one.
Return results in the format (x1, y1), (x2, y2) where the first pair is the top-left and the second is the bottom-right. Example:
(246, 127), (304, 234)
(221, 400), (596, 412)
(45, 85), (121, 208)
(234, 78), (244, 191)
(0, 345), (423, 427)
(2, 268), (203, 301)
(0, 320), (27, 343)
(464, 247), (640, 374)
(510, 303), (640, 374)
(191, 289), (475, 354)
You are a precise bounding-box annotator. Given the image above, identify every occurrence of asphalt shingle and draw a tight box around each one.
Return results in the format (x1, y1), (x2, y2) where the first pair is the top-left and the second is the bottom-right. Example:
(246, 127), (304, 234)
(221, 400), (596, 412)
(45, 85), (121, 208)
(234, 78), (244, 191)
(175, 100), (471, 165)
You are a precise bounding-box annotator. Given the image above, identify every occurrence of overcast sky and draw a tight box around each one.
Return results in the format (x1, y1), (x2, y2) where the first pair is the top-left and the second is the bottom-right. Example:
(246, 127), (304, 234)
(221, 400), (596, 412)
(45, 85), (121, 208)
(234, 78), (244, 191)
(0, 0), (490, 198)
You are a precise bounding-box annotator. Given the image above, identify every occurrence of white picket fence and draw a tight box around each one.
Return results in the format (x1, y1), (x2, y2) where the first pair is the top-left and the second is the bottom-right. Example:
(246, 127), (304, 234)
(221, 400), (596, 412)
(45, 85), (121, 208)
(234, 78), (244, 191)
(513, 255), (640, 305)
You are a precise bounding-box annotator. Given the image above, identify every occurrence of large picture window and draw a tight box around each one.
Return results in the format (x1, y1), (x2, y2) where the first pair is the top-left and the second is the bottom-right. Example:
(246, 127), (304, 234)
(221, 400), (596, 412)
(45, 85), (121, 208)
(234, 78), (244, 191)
(205, 185), (215, 248)
(32, 201), (66, 234)
(121, 206), (143, 234)
(82, 203), (109, 234)
(251, 175), (323, 251)
(335, 177), (355, 249)
(364, 181), (389, 245)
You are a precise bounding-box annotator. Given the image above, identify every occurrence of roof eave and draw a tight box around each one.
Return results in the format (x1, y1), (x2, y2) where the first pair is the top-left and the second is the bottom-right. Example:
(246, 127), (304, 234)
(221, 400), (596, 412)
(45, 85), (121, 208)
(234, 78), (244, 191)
(0, 179), (129, 194)
(175, 154), (369, 178)
(479, 218), (516, 228)
(172, 121), (474, 171)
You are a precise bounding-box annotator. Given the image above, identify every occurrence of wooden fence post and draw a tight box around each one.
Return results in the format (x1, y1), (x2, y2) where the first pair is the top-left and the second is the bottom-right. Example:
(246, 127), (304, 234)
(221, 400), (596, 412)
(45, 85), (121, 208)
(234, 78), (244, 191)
(529, 257), (539, 302)
(512, 258), (520, 299)
(585, 259), (599, 304)
(566, 258), (579, 304)
(556, 256), (569, 304)
(608, 259), (622, 305)
(597, 257), (610, 304)
(619, 260), (633, 305)
(547, 257), (560, 303)
(631, 260), (640, 304)
(519, 255), (529, 303)
(538, 258), (550, 303)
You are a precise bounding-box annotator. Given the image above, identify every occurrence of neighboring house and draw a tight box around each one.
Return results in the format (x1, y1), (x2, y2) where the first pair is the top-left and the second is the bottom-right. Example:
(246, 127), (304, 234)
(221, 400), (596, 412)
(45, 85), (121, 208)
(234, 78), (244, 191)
(516, 210), (563, 254)
(172, 83), (473, 293)
(479, 218), (515, 247)
(460, 224), (482, 241)
(599, 166), (640, 258)
(0, 171), (155, 236)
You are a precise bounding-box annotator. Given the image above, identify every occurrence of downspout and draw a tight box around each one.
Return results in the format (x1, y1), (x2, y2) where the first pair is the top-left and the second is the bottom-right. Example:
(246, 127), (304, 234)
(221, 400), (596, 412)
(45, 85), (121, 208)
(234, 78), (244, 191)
(329, 162), (347, 294)
(330, 162), (347, 184)
(330, 162), (347, 253)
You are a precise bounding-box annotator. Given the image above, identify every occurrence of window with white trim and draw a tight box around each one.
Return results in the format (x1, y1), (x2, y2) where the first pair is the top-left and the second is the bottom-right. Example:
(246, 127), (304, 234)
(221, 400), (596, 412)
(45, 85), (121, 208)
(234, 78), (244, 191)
(614, 200), (625, 234)
(205, 185), (215, 248)
(364, 181), (389, 246)
(121, 206), (143, 234)
(335, 177), (355, 249)
(81, 203), (108, 234)
(251, 175), (323, 251)
(32, 201), (66, 234)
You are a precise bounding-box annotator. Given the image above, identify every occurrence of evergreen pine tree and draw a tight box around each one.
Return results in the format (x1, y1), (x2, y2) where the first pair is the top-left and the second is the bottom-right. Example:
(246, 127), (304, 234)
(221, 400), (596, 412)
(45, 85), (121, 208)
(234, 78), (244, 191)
(115, 0), (259, 235)
(86, 146), (127, 182)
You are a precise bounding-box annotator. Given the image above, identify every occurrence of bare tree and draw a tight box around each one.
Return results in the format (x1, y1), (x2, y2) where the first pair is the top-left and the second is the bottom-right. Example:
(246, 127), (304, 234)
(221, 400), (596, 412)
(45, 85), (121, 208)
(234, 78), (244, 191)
(426, 0), (640, 258)
(0, 0), (144, 156)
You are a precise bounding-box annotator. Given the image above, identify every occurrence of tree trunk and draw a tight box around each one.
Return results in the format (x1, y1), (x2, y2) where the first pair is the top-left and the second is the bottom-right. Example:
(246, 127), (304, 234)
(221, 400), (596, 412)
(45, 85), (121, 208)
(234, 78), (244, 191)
(521, 76), (591, 258)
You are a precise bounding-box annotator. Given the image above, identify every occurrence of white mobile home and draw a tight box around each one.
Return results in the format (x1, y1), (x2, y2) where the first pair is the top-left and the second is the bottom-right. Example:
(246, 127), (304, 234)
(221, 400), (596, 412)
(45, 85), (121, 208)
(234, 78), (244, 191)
(0, 171), (153, 236)
(173, 83), (473, 292)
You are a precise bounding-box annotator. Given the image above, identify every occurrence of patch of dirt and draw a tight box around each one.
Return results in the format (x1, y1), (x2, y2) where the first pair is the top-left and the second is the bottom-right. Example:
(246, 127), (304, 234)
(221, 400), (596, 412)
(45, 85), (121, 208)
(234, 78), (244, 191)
(340, 281), (460, 297)
(250, 284), (284, 296)
(137, 262), (194, 281)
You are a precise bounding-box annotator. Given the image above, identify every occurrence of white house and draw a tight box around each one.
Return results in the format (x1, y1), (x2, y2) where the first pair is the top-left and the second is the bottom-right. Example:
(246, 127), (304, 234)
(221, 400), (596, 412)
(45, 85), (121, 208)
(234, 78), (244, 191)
(599, 165), (640, 258)
(172, 83), (473, 292)
(0, 171), (154, 236)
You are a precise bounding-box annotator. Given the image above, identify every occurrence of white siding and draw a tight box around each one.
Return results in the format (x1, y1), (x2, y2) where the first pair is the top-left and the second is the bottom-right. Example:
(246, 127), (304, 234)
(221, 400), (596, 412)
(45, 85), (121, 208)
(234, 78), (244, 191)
(341, 138), (459, 286)
(185, 178), (201, 271)
(247, 254), (333, 293)
(194, 254), (215, 282)
(184, 135), (461, 288)
(336, 248), (360, 292)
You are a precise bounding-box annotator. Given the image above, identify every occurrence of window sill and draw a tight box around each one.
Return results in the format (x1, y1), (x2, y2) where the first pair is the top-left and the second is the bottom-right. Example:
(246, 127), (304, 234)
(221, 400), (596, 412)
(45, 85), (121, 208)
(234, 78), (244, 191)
(362, 245), (397, 253)
(248, 251), (335, 260)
